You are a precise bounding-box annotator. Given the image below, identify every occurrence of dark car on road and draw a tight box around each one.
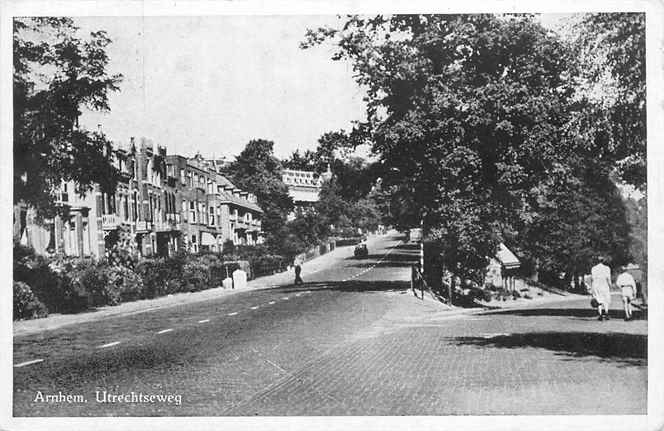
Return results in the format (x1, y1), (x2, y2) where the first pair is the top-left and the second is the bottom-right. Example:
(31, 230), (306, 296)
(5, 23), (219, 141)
(354, 243), (368, 258)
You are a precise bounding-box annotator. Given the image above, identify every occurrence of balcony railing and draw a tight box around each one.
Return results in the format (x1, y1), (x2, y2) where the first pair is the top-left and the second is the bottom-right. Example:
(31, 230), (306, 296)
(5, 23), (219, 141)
(102, 214), (119, 230)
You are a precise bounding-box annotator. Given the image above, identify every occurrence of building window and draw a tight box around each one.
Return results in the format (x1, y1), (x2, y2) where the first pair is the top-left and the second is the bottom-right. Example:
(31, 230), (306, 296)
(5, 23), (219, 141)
(132, 191), (138, 220)
(190, 201), (196, 223)
(182, 200), (188, 221)
(209, 206), (215, 225)
(180, 168), (185, 185)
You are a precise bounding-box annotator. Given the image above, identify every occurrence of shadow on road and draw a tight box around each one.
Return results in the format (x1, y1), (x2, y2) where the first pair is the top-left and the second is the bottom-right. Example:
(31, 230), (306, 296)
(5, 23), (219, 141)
(483, 307), (647, 321)
(452, 331), (647, 367)
(345, 247), (419, 269)
(391, 242), (420, 250)
(274, 280), (411, 294)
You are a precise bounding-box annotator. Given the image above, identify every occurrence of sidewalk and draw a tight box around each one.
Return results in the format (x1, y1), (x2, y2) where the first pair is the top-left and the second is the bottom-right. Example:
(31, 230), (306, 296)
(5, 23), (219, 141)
(413, 290), (588, 321)
(13, 241), (358, 337)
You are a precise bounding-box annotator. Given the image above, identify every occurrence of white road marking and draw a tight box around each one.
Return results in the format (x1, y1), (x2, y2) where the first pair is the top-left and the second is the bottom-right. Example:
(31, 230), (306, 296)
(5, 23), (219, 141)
(228, 312), (238, 316)
(97, 341), (121, 349)
(14, 358), (44, 368)
(295, 293), (302, 297)
(482, 333), (510, 339)
(250, 306), (259, 310)
(156, 328), (173, 334)
(198, 319), (210, 323)
(269, 301), (276, 305)
(265, 359), (288, 373)
(305, 290), (311, 293)
(282, 297), (289, 300)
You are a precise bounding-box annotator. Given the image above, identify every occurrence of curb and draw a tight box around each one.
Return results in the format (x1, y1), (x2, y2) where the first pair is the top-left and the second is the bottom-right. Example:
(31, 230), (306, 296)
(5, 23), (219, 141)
(422, 293), (587, 321)
(12, 235), (392, 337)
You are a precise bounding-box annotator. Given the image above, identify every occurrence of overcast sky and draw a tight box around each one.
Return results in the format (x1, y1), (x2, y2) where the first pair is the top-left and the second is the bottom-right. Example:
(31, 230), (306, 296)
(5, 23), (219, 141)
(77, 15), (366, 160)
(77, 14), (568, 160)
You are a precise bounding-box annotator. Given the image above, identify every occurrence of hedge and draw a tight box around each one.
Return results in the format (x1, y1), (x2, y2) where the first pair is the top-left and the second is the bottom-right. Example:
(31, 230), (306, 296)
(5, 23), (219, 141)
(13, 244), (287, 320)
(13, 281), (48, 320)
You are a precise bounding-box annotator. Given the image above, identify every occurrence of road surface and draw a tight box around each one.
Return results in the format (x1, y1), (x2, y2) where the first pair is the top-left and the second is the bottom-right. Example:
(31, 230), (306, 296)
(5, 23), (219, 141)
(13, 233), (647, 416)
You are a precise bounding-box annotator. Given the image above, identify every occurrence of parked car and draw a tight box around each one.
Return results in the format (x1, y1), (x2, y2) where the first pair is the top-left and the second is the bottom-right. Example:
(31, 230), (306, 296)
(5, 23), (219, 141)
(354, 243), (368, 258)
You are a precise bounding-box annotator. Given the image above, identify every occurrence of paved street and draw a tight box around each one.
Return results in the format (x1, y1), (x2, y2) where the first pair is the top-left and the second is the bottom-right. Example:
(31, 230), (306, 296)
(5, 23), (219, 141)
(13, 233), (647, 416)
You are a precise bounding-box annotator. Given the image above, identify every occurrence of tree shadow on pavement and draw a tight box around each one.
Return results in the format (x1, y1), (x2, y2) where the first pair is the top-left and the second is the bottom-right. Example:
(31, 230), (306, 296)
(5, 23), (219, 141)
(345, 250), (419, 268)
(391, 243), (420, 250)
(276, 280), (411, 294)
(452, 331), (647, 367)
(483, 308), (647, 321)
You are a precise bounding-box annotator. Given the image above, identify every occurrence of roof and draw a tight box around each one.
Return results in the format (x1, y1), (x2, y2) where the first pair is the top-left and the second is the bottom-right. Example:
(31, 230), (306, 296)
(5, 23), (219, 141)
(496, 243), (520, 269)
(218, 190), (263, 213)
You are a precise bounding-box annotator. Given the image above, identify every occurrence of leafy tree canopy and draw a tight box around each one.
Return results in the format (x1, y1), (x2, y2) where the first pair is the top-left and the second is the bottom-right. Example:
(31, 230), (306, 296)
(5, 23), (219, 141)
(14, 17), (123, 218)
(221, 139), (294, 251)
(570, 13), (646, 189)
(303, 14), (583, 276)
(303, 13), (638, 280)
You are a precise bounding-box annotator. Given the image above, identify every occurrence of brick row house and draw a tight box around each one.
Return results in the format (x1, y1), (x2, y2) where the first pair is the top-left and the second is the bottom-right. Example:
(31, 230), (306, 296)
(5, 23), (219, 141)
(14, 137), (263, 259)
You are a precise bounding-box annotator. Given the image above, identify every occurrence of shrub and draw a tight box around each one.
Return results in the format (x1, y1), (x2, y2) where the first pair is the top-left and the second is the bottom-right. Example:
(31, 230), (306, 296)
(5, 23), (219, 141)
(136, 257), (185, 298)
(13, 243), (36, 262)
(105, 265), (144, 303)
(13, 281), (48, 320)
(251, 255), (286, 277)
(13, 250), (88, 314)
(182, 261), (210, 292)
(78, 264), (113, 306)
(193, 253), (220, 267)
(209, 262), (229, 287)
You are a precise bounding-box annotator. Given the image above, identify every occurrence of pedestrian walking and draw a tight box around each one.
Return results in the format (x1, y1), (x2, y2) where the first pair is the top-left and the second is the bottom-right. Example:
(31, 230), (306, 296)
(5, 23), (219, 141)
(616, 266), (637, 321)
(590, 256), (612, 320)
(294, 257), (303, 285)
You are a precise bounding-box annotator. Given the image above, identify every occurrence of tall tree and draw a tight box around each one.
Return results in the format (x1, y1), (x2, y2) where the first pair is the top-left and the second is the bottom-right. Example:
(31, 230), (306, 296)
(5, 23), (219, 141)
(570, 13), (646, 189)
(282, 149), (317, 171)
(511, 168), (631, 287)
(303, 14), (640, 281)
(222, 139), (294, 251)
(13, 17), (123, 218)
(303, 14), (585, 279)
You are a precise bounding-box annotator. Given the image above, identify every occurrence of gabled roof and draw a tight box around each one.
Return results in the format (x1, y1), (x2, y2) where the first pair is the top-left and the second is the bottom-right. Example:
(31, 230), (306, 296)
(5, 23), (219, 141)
(496, 243), (520, 269)
(218, 190), (263, 213)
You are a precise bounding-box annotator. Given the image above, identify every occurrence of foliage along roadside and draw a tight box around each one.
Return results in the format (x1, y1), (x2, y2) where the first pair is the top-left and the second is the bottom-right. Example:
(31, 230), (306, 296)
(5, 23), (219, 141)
(12, 243), (288, 321)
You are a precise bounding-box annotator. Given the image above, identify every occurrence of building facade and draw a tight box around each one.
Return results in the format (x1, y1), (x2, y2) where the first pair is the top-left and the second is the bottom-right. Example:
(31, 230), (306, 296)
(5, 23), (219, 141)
(15, 138), (263, 259)
(281, 166), (332, 219)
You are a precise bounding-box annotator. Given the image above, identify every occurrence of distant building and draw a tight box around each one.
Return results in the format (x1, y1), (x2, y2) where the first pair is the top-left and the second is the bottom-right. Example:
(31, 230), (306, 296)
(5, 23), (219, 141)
(282, 166), (332, 215)
(14, 137), (263, 259)
(166, 153), (263, 252)
(485, 243), (522, 291)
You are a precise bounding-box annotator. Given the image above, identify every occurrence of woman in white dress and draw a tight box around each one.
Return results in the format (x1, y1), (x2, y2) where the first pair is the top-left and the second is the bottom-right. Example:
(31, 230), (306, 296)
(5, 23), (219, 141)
(591, 256), (612, 320)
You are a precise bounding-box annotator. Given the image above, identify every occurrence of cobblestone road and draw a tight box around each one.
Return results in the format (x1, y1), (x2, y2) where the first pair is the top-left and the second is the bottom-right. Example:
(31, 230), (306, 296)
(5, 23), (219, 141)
(232, 294), (646, 415)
